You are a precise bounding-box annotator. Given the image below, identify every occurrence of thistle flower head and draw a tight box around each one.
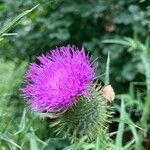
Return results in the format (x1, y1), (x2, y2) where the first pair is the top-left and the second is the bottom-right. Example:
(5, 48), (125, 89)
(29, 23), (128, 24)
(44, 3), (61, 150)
(23, 45), (95, 112)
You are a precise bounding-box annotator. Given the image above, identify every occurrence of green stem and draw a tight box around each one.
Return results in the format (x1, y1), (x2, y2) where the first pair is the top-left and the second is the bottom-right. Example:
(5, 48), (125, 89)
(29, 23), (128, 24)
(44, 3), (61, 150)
(136, 54), (150, 150)
(105, 52), (110, 85)
(141, 54), (150, 124)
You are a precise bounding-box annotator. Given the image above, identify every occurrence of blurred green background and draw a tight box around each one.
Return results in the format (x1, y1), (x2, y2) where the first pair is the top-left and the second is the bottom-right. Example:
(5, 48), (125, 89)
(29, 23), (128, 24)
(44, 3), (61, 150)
(0, 0), (150, 149)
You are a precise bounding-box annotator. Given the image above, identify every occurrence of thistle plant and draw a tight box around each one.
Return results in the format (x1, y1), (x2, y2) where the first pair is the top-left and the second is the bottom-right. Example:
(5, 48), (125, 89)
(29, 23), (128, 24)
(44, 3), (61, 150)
(23, 45), (114, 149)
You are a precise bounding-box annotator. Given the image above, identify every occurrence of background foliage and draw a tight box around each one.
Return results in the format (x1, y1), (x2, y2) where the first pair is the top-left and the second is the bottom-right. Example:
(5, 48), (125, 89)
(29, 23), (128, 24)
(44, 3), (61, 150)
(0, 0), (150, 149)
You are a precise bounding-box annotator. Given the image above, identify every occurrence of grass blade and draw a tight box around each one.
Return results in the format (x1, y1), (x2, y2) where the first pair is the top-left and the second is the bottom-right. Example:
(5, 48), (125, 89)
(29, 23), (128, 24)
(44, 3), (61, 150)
(0, 4), (39, 36)
(114, 98), (125, 149)
(105, 51), (110, 85)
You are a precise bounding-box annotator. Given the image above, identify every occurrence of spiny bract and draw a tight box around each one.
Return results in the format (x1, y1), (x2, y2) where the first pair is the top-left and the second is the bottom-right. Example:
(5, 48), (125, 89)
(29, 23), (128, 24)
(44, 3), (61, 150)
(49, 85), (112, 149)
(23, 45), (95, 112)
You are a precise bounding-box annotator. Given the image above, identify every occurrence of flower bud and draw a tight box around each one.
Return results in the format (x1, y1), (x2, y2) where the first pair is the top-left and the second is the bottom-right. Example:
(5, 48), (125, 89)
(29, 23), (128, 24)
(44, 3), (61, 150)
(102, 85), (115, 102)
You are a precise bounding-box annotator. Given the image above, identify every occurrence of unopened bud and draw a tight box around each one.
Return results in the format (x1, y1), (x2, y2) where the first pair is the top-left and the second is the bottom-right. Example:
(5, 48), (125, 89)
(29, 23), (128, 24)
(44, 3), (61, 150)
(102, 85), (115, 102)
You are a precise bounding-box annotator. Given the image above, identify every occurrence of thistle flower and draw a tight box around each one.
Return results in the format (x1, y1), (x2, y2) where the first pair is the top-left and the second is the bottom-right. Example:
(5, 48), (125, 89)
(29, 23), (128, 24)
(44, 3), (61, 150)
(23, 45), (113, 148)
(23, 45), (95, 112)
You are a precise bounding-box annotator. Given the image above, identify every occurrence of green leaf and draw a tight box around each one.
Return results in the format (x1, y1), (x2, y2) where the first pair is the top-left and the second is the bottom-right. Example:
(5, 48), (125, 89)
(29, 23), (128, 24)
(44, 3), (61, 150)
(114, 98), (125, 149)
(102, 39), (130, 47)
(14, 109), (26, 135)
(0, 133), (22, 149)
(27, 133), (39, 150)
(123, 139), (135, 150)
(0, 4), (39, 37)
(105, 52), (110, 85)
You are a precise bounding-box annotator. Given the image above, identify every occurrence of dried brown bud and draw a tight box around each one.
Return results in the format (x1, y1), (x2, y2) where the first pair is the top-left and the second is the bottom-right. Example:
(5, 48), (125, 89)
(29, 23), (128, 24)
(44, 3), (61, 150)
(101, 85), (115, 102)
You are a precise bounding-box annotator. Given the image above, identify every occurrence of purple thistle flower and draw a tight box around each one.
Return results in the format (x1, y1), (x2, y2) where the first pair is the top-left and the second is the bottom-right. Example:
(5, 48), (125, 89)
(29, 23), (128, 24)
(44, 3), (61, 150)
(23, 45), (95, 112)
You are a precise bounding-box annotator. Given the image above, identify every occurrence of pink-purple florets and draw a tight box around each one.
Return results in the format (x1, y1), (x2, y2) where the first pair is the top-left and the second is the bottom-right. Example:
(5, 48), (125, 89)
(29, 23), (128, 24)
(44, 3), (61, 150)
(23, 45), (95, 112)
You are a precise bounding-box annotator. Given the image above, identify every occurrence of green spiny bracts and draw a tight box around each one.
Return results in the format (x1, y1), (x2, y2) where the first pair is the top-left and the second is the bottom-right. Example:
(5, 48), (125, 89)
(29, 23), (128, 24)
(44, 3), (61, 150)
(49, 85), (112, 146)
